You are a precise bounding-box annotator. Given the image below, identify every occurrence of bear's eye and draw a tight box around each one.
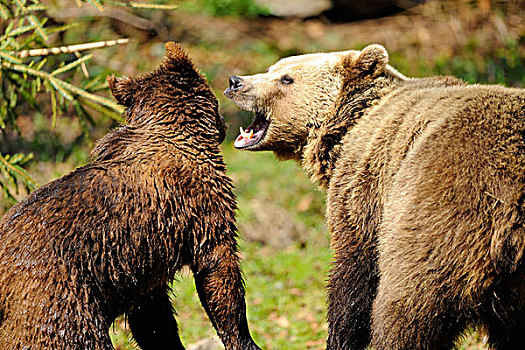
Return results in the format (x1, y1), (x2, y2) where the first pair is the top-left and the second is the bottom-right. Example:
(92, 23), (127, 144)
(280, 75), (294, 85)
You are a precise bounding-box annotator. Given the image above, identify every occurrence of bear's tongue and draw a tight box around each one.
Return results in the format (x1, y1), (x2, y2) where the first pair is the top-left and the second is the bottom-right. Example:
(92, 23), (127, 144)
(234, 110), (270, 149)
(234, 127), (264, 148)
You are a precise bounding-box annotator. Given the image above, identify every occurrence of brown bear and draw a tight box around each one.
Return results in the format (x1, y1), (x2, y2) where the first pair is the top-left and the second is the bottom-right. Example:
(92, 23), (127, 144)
(0, 42), (260, 350)
(225, 44), (525, 350)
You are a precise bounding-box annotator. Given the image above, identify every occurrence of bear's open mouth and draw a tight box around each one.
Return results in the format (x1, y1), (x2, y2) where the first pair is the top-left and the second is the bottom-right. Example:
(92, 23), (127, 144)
(234, 110), (270, 149)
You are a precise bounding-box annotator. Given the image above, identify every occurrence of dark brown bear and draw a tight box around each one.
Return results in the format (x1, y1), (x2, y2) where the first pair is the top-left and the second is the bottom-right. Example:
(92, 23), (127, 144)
(0, 42), (260, 350)
(226, 44), (525, 349)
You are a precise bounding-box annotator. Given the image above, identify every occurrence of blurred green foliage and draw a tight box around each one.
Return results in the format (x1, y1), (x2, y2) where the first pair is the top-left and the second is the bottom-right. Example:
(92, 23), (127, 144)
(180, 0), (269, 17)
(388, 36), (524, 88)
(434, 37), (524, 87)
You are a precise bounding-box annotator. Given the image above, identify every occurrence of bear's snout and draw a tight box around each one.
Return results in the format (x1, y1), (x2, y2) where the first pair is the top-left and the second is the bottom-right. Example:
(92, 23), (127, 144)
(229, 75), (243, 91)
(225, 75), (251, 105)
(224, 74), (261, 114)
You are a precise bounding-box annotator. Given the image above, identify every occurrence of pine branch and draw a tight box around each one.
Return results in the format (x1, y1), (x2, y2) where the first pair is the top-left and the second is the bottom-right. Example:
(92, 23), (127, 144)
(1, 61), (125, 114)
(0, 153), (36, 190)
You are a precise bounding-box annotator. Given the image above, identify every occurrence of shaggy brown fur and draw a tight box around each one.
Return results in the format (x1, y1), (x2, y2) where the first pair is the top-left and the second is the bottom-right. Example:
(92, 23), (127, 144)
(225, 44), (525, 349)
(0, 43), (260, 350)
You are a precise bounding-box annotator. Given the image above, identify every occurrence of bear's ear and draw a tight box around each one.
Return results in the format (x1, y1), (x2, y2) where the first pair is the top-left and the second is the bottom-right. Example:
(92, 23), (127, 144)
(107, 75), (137, 107)
(161, 42), (199, 75)
(343, 44), (389, 79)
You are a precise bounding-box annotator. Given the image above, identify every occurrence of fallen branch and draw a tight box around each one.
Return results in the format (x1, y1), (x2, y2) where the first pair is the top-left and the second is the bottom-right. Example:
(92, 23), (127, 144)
(15, 38), (129, 58)
(108, 1), (177, 10)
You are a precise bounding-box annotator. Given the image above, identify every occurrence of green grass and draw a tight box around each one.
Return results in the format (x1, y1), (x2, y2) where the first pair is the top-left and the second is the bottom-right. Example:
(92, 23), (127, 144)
(222, 145), (330, 348)
(161, 241), (331, 350)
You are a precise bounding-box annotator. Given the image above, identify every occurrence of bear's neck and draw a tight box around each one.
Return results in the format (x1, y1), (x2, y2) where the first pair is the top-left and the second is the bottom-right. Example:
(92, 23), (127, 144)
(91, 111), (223, 168)
(302, 76), (399, 189)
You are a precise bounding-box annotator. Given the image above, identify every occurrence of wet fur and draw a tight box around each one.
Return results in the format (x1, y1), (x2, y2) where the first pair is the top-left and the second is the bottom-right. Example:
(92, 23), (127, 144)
(0, 43), (259, 350)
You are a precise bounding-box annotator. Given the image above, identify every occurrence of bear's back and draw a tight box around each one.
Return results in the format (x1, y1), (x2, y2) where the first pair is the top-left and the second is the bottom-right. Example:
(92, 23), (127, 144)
(0, 144), (234, 314)
(334, 82), (524, 191)
(327, 82), (524, 244)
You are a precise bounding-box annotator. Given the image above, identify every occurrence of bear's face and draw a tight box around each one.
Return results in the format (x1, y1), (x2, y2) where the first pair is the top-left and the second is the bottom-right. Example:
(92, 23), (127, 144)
(225, 45), (395, 159)
(109, 42), (226, 144)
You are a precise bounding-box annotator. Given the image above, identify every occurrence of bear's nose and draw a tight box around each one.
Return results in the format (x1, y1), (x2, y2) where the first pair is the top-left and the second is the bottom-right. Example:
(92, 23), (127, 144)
(229, 76), (243, 91)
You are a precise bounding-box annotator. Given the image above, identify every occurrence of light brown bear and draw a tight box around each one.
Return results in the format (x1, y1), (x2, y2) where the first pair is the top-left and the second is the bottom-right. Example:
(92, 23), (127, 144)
(225, 44), (525, 350)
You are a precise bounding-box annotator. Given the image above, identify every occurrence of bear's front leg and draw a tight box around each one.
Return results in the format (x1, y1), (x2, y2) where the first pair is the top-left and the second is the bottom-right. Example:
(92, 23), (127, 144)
(192, 243), (260, 350)
(326, 237), (379, 350)
(128, 287), (185, 350)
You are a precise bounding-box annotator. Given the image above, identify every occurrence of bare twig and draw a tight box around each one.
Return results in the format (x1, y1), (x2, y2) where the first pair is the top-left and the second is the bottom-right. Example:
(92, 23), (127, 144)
(107, 1), (177, 10)
(15, 38), (129, 58)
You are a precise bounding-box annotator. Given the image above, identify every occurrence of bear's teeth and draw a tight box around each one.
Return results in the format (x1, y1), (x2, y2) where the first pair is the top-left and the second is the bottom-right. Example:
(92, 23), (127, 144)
(239, 127), (254, 139)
